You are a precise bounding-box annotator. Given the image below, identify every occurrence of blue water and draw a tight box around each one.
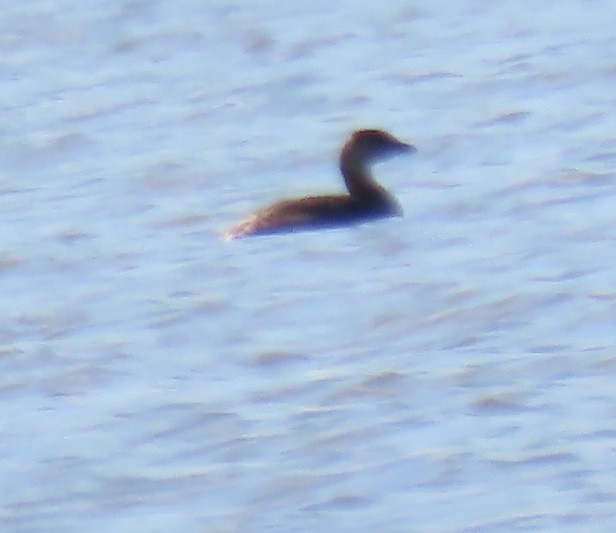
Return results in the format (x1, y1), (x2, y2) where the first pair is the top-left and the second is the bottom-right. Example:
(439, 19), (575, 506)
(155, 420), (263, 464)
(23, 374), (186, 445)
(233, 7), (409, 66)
(1, 1), (616, 531)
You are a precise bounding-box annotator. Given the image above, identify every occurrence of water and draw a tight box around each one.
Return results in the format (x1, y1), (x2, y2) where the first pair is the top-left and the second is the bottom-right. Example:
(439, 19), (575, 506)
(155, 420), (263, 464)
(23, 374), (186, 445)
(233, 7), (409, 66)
(1, 1), (615, 531)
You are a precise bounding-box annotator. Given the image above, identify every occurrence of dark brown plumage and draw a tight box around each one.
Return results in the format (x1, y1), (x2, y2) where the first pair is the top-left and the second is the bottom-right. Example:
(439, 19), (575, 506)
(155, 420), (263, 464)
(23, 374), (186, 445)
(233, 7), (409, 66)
(225, 129), (415, 240)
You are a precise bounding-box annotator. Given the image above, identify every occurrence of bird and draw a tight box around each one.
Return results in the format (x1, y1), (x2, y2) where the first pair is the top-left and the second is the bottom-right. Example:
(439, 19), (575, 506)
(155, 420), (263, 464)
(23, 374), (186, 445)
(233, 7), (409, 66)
(225, 129), (415, 240)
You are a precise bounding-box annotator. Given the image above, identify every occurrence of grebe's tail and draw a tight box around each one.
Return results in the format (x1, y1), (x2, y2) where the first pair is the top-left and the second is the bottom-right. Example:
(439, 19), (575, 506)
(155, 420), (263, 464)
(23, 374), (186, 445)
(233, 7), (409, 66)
(224, 215), (258, 241)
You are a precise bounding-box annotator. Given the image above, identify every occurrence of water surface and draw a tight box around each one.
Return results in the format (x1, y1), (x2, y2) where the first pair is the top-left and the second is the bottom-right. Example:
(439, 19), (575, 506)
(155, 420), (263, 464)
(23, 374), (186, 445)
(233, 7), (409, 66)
(1, 1), (616, 531)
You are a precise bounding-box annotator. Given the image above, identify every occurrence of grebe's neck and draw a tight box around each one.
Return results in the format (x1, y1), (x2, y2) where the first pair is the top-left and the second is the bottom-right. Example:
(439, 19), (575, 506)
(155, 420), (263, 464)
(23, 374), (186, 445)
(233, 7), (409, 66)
(339, 146), (386, 201)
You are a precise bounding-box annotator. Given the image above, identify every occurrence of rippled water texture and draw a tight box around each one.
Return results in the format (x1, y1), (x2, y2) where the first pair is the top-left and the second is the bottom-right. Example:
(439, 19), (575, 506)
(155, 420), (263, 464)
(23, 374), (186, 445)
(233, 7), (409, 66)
(1, 1), (615, 530)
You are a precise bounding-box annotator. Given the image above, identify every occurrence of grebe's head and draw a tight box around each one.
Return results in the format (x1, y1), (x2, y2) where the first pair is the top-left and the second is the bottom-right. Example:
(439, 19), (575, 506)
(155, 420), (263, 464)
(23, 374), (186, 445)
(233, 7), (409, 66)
(346, 130), (417, 162)
(345, 129), (416, 165)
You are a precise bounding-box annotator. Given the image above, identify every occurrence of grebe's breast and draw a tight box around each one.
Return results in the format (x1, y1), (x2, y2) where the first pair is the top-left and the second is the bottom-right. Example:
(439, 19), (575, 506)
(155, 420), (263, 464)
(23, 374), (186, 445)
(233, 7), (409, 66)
(225, 193), (402, 240)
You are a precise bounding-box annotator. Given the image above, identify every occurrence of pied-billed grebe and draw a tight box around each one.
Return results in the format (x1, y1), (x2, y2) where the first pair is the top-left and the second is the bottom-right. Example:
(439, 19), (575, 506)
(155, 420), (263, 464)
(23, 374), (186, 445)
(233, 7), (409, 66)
(225, 129), (415, 240)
